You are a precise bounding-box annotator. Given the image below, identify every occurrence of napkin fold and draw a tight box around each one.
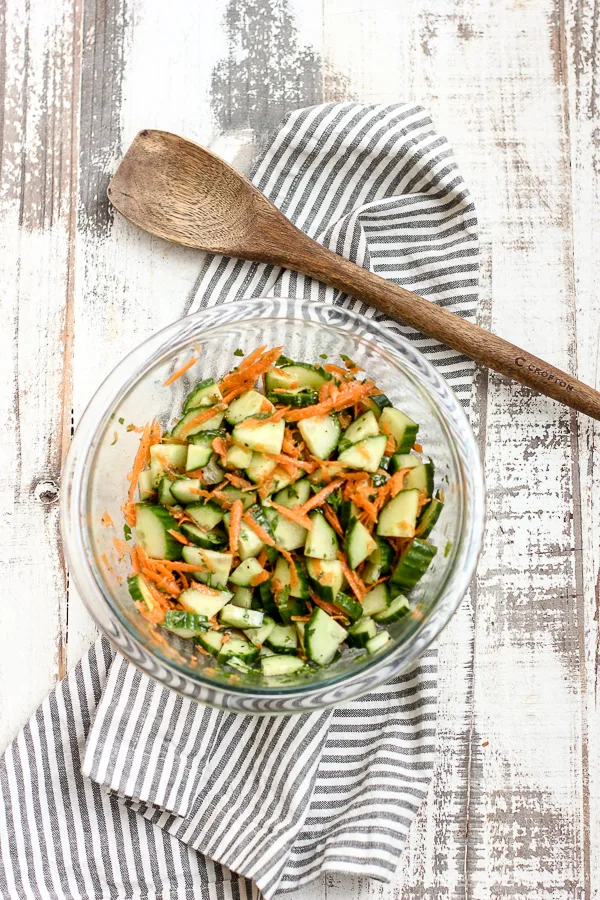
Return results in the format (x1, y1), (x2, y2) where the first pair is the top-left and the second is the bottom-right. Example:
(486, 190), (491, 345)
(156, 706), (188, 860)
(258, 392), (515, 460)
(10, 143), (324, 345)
(0, 102), (478, 900)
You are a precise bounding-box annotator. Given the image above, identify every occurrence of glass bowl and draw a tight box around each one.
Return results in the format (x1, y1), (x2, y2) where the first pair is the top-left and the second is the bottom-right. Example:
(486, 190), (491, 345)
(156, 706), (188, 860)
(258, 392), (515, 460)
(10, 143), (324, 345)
(61, 298), (484, 713)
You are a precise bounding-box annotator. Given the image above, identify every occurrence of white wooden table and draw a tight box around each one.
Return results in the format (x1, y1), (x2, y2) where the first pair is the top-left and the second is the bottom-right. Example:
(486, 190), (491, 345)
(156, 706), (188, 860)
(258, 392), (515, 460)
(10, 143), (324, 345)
(1, 0), (598, 896)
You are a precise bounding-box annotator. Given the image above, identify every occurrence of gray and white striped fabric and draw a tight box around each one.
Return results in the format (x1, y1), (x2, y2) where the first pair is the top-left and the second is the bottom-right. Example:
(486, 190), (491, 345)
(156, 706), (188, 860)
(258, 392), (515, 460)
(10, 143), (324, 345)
(0, 102), (478, 899)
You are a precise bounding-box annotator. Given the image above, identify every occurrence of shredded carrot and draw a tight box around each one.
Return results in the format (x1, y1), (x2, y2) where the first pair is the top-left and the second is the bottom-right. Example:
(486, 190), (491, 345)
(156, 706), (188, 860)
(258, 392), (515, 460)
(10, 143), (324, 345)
(225, 472), (255, 491)
(413, 442), (423, 453)
(221, 383), (253, 405)
(268, 406), (288, 422)
(268, 500), (313, 531)
(242, 512), (298, 588)
(309, 589), (349, 620)
(297, 479), (344, 515)
(323, 503), (343, 537)
(229, 499), (243, 556)
(291, 615), (311, 623)
(101, 552), (114, 575)
(123, 419), (161, 523)
(168, 529), (191, 546)
(219, 346), (283, 392)
(190, 582), (222, 595)
(284, 380), (375, 422)
(212, 435), (229, 465)
(318, 381), (338, 404)
(113, 537), (126, 561)
(126, 423), (145, 433)
(237, 345), (267, 371)
(265, 453), (315, 472)
(337, 551), (366, 602)
(323, 363), (349, 377)
(142, 567), (181, 596)
(250, 570), (270, 586)
(101, 511), (114, 528)
(281, 430), (301, 457)
(257, 547), (268, 567)
(380, 420), (396, 455)
(164, 354), (199, 387)
(221, 632), (231, 644)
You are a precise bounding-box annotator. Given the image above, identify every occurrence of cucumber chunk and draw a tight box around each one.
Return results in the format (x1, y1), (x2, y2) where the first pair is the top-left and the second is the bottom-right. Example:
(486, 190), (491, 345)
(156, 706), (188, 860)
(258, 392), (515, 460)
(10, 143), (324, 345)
(218, 485), (257, 510)
(171, 408), (225, 438)
(373, 592), (411, 623)
(380, 407), (419, 454)
(265, 507), (307, 551)
(163, 611), (210, 639)
(364, 393), (392, 419)
(149, 443), (188, 485)
(416, 496), (444, 539)
(390, 453), (434, 496)
(337, 434), (387, 473)
(185, 501), (224, 531)
(170, 479), (202, 504)
(267, 389), (318, 408)
(127, 574), (155, 611)
(229, 557), (266, 587)
(225, 444), (253, 469)
(362, 582), (390, 617)
(306, 558), (344, 605)
(362, 535), (394, 584)
(197, 630), (224, 656)
(260, 655), (306, 677)
(226, 390), (274, 425)
(223, 511), (264, 560)
(377, 489), (420, 538)
(158, 477), (176, 508)
(273, 556), (309, 599)
(179, 586), (231, 618)
(183, 378), (222, 412)
(180, 523), (227, 549)
(366, 630), (392, 654)
(232, 417), (285, 455)
(134, 503), (183, 560)
(344, 518), (377, 569)
(182, 547), (233, 588)
(265, 362), (331, 392)
(266, 624), (298, 654)
(339, 411), (379, 449)
(219, 604), (264, 629)
(218, 636), (259, 664)
(347, 616), (377, 648)
(390, 538), (437, 590)
(273, 477), (311, 509)
(305, 607), (347, 666)
(244, 615), (277, 648)
(297, 414), (341, 459)
(332, 591), (363, 622)
(185, 436), (215, 471)
(304, 511), (339, 560)
(137, 469), (156, 500)
(245, 452), (277, 485)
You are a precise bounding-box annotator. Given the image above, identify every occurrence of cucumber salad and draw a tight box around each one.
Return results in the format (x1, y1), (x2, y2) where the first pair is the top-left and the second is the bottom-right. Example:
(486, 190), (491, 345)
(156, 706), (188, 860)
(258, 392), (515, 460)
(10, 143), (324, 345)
(122, 346), (444, 680)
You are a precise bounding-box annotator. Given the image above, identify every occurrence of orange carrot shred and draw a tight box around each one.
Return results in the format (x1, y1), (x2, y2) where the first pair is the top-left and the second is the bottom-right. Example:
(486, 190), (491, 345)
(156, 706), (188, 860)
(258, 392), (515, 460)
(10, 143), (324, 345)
(250, 570), (270, 586)
(101, 512), (114, 528)
(323, 503), (343, 537)
(267, 500), (313, 531)
(164, 354), (199, 387)
(177, 403), (226, 439)
(337, 551), (366, 602)
(297, 479), (344, 515)
(283, 380), (375, 422)
(168, 529), (191, 546)
(229, 499), (243, 556)
(413, 442), (423, 453)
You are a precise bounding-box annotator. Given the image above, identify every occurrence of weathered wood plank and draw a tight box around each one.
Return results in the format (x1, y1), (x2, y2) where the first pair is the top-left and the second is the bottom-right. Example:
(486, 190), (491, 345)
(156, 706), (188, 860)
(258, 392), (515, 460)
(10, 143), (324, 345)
(0, 0), (80, 753)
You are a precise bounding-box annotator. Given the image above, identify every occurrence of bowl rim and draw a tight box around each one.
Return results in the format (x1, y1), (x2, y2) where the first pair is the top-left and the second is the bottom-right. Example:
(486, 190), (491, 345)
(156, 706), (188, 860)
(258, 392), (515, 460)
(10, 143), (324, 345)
(61, 298), (485, 708)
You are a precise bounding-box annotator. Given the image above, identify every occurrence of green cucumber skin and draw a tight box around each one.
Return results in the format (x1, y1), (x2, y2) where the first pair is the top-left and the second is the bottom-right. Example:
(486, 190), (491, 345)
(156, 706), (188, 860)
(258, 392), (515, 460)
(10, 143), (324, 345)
(416, 497), (444, 539)
(266, 390), (319, 408)
(390, 538), (438, 591)
(134, 503), (183, 561)
(332, 591), (363, 622)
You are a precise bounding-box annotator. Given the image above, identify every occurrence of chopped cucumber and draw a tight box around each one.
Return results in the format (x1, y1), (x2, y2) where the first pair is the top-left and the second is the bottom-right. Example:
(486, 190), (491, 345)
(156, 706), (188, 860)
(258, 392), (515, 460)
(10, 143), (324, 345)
(244, 614), (277, 647)
(416, 496), (444, 539)
(127, 574), (155, 611)
(344, 518), (377, 569)
(232, 586), (254, 609)
(332, 591), (363, 622)
(273, 477), (311, 509)
(223, 511), (264, 560)
(219, 604), (264, 629)
(225, 444), (253, 469)
(226, 390), (274, 425)
(183, 378), (222, 412)
(266, 624), (298, 655)
(304, 510), (339, 560)
(185, 501), (224, 531)
(149, 444), (188, 485)
(362, 535), (394, 584)
(265, 362), (331, 392)
(347, 616), (377, 648)
(179, 586), (231, 618)
(339, 500), (360, 530)
(390, 538), (437, 590)
(170, 479), (202, 504)
(377, 489), (420, 538)
(373, 593), (411, 624)
(265, 507), (307, 551)
(163, 611), (210, 639)
(197, 630), (224, 656)
(158, 476), (176, 508)
(171, 408), (225, 438)
(339, 411), (379, 448)
(364, 393), (392, 419)
(185, 435), (216, 471)
(229, 557), (266, 587)
(273, 556), (309, 599)
(180, 523), (227, 549)
(261, 655), (306, 677)
(202, 455), (225, 485)
(135, 503), (183, 560)
(390, 453), (434, 496)
(232, 417), (285, 455)
(297, 414), (341, 459)
(218, 636), (259, 664)
(182, 547), (233, 588)
(366, 630), (392, 654)
(267, 389), (318, 407)
(276, 590), (308, 626)
(380, 407), (419, 454)
(218, 485), (257, 510)
(305, 607), (347, 666)
(337, 434), (387, 473)
(245, 452), (277, 484)
(306, 558), (344, 605)
(362, 582), (390, 617)
(137, 469), (156, 500)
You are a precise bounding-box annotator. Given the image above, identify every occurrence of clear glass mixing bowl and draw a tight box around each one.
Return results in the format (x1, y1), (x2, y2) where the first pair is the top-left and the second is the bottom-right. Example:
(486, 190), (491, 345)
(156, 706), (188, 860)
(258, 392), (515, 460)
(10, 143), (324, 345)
(61, 298), (485, 713)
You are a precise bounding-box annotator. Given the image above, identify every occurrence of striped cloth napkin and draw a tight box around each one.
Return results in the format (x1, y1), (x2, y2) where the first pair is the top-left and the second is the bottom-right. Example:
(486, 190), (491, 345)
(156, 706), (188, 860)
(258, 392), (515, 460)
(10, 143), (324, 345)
(0, 102), (478, 900)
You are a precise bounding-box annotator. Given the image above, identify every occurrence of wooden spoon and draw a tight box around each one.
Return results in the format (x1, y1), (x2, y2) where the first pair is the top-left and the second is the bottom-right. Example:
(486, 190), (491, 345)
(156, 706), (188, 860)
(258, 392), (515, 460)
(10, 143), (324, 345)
(108, 129), (600, 421)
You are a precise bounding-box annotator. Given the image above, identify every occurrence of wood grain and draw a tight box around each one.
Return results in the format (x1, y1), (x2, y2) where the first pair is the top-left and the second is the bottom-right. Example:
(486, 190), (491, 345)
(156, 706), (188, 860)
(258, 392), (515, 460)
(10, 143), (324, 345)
(0, 0), (598, 898)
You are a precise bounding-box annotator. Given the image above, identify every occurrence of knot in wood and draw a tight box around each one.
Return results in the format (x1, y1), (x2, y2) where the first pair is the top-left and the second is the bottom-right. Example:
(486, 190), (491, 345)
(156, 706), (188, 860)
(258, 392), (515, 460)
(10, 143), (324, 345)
(35, 480), (59, 505)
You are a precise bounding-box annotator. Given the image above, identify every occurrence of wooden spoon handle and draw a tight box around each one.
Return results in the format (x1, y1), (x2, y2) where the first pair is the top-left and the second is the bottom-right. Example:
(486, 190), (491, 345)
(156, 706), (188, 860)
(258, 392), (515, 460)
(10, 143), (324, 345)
(285, 238), (600, 420)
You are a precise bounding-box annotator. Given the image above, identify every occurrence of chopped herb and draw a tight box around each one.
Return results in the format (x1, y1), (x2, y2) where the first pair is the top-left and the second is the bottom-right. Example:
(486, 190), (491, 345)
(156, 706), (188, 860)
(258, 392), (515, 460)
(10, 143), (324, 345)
(241, 533), (248, 541)
(444, 540), (452, 558)
(340, 353), (357, 369)
(319, 353), (328, 360)
(111, 432), (118, 446)
(123, 524), (132, 541)
(233, 348), (244, 357)
(118, 417), (125, 425)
